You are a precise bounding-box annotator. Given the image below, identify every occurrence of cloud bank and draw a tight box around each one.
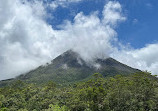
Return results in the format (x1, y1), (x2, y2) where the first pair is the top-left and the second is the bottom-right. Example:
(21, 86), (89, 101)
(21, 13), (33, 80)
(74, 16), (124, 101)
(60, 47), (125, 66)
(0, 0), (157, 80)
(111, 43), (158, 75)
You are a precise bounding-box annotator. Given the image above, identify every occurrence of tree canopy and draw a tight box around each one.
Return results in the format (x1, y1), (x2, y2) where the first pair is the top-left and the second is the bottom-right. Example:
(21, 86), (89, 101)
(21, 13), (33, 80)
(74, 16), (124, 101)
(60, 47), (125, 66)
(0, 72), (158, 111)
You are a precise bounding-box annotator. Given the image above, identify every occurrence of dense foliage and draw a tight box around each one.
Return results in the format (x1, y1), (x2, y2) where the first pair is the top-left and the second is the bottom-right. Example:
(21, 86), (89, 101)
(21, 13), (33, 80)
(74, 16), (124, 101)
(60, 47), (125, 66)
(0, 72), (158, 111)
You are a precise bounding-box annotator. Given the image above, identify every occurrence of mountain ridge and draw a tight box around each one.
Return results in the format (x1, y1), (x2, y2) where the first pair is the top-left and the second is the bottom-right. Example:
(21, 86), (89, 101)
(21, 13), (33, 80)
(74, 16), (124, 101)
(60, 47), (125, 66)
(0, 50), (141, 86)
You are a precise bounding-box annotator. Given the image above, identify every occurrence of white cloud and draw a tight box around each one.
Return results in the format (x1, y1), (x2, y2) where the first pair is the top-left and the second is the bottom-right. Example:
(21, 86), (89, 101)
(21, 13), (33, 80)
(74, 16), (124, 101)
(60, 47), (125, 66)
(62, 64), (68, 69)
(49, 0), (83, 10)
(0, 0), (125, 80)
(111, 43), (158, 75)
(56, 11), (118, 61)
(133, 19), (138, 24)
(0, 0), (56, 80)
(102, 1), (126, 27)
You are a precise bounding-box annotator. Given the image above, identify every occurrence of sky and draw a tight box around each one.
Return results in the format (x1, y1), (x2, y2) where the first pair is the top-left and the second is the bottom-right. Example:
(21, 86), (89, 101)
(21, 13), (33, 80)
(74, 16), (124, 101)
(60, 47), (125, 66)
(0, 0), (158, 80)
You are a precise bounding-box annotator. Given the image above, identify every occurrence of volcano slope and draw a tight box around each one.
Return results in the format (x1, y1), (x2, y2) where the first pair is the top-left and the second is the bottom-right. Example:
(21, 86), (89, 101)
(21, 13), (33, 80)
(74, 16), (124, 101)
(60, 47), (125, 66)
(0, 50), (140, 86)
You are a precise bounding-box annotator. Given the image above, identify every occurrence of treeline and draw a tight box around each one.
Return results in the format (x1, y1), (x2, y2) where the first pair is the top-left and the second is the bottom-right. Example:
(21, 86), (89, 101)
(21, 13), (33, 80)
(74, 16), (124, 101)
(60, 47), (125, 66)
(0, 72), (158, 111)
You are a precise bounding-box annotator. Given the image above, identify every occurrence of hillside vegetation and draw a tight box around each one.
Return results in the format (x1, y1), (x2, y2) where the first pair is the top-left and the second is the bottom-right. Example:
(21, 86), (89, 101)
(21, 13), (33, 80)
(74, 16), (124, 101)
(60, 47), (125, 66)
(0, 72), (158, 111)
(0, 50), (140, 87)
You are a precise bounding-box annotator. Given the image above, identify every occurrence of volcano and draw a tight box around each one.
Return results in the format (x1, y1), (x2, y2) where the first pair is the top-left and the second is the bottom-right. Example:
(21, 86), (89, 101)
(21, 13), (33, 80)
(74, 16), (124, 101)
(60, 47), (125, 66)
(0, 50), (140, 86)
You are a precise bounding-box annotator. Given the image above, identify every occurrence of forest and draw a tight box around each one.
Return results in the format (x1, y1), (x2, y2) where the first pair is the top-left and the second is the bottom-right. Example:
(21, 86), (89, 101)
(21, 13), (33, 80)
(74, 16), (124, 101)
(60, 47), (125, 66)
(0, 72), (158, 111)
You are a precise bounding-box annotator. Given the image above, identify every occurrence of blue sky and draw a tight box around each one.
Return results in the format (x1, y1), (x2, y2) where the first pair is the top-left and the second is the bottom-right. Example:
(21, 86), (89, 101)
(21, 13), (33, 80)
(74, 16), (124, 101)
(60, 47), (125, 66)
(47, 0), (158, 48)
